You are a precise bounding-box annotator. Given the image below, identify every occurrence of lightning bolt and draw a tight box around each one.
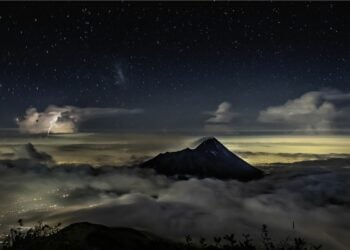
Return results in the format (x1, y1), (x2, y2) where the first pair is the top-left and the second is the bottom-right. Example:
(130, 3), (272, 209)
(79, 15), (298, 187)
(47, 112), (61, 136)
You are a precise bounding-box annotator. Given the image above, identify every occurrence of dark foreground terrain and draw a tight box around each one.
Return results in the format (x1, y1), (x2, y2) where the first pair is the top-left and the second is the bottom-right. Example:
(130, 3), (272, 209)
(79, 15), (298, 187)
(4, 222), (322, 250)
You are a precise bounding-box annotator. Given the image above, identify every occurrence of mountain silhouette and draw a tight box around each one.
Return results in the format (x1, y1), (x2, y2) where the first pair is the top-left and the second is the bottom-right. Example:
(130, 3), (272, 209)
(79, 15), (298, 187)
(6, 222), (176, 250)
(140, 137), (263, 180)
(5, 221), (322, 250)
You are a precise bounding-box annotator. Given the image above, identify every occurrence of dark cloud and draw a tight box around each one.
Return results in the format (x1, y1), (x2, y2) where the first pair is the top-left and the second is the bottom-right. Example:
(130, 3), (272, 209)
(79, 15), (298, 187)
(237, 151), (350, 162)
(275, 157), (350, 168)
(237, 151), (350, 158)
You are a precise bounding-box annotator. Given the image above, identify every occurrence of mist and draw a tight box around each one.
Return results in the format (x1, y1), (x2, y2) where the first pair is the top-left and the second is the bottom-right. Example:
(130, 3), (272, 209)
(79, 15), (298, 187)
(0, 146), (349, 249)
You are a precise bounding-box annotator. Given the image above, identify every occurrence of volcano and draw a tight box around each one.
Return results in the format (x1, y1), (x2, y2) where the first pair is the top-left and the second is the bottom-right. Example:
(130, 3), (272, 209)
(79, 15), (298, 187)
(140, 137), (263, 180)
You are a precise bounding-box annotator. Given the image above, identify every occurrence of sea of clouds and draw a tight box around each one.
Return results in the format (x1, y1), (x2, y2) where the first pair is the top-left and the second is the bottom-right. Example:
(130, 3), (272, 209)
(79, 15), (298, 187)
(0, 144), (349, 249)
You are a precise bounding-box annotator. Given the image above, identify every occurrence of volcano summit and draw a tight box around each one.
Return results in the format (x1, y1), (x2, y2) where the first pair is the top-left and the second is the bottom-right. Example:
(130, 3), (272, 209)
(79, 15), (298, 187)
(140, 137), (263, 180)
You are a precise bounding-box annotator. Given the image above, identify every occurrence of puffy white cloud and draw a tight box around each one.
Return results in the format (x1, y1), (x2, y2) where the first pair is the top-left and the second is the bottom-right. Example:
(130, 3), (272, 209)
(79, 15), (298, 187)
(16, 105), (143, 134)
(204, 102), (238, 132)
(258, 90), (350, 132)
(206, 102), (236, 124)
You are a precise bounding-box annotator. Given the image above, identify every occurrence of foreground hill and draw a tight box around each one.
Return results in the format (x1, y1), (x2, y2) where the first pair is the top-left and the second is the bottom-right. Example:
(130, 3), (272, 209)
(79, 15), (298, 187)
(4, 222), (322, 250)
(5, 222), (177, 250)
(140, 137), (263, 180)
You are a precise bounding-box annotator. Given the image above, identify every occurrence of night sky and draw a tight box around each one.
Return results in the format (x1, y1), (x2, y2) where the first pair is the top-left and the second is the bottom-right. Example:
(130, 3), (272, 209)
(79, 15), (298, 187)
(1, 4), (350, 248)
(0, 2), (350, 133)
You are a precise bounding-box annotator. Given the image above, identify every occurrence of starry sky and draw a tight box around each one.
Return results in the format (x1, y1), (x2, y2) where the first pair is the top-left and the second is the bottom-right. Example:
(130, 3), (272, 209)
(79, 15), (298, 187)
(0, 2), (350, 133)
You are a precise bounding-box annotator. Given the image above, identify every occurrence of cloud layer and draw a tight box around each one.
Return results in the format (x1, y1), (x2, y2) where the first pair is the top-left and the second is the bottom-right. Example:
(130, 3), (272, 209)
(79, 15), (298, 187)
(16, 106), (142, 134)
(0, 146), (349, 249)
(258, 90), (350, 132)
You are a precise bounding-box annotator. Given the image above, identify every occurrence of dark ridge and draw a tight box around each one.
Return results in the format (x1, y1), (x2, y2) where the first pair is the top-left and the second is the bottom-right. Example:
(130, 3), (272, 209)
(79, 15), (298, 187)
(24, 143), (54, 163)
(4, 222), (322, 250)
(5, 222), (175, 250)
